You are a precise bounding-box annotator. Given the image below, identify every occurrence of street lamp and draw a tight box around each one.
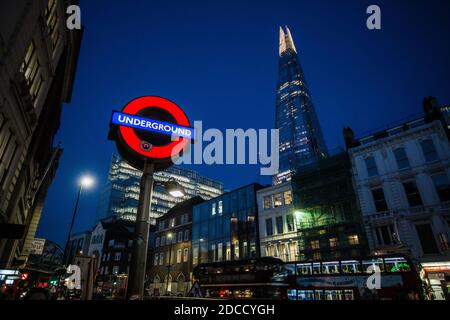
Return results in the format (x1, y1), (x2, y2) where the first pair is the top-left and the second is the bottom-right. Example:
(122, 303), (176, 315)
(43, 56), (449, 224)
(165, 232), (174, 294)
(163, 178), (185, 198)
(63, 174), (95, 265)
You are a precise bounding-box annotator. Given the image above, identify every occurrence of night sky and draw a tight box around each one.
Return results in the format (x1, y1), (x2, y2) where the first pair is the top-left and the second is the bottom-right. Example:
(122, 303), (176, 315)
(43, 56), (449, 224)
(36, 0), (450, 246)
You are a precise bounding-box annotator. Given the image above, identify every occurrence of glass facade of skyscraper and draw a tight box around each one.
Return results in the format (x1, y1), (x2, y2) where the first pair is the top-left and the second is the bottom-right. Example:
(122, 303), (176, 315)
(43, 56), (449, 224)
(274, 26), (327, 185)
(96, 155), (224, 224)
(191, 184), (264, 266)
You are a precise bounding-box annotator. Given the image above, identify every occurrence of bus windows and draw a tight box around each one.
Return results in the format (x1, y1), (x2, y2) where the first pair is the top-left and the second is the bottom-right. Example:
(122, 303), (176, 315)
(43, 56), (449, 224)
(296, 263), (312, 275)
(362, 258), (385, 273)
(344, 290), (355, 300)
(298, 290), (315, 300)
(322, 261), (340, 274)
(384, 257), (411, 272)
(288, 289), (297, 300)
(341, 260), (361, 273)
(324, 290), (344, 300)
(313, 262), (321, 274)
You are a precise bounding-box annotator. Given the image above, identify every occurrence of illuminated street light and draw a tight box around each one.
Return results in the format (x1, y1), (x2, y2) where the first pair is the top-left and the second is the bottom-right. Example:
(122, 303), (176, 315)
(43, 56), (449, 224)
(164, 178), (185, 198)
(63, 174), (96, 265)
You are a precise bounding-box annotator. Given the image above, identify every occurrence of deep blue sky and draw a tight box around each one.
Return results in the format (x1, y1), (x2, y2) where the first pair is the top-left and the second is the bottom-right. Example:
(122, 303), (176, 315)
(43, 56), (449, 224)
(37, 0), (450, 246)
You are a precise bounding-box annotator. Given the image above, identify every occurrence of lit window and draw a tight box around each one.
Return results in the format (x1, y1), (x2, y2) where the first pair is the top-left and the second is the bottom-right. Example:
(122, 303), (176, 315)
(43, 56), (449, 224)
(329, 238), (338, 248)
(154, 254), (158, 266)
(20, 41), (44, 103)
(159, 253), (164, 266)
(176, 249), (182, 264)
(348, 235), (359, 246)
(212, 203), (216, 215)
(274, 193), (283, 207)
(310, 240), (320, 250)
(263, 196), (272, 209)
(183, 248), (189, 262)
(284, 190), (293, 205)
(112, 266), (119, 275)
(218, 200), (223, 215)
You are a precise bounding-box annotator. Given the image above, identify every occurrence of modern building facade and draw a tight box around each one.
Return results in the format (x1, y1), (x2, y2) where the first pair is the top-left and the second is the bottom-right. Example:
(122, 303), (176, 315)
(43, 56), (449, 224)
(345, 98), (450, 300)
(291, 151), (368, 261)
(191, 183), (264, 266)
(148, 196), (204, 296)
(257, 182), (299, 262)
(96, 154), (224, 224)
(274, 26), (327, 185)
(0, 0), (82, 268)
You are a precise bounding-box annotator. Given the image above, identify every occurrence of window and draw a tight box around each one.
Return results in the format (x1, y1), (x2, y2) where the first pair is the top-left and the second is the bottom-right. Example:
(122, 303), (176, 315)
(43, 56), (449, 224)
(266, 218), (273, 236)
(112, 266), (119, 275)
(310, 240), (320, 250)
(158, 221), (164, 231)
(274, 193), (283, 207)
(420, 139), (438, 162)
(184, 230), (189, 241)
(286, 214), (295, 232)
(218, 201), (223, 215)
(372, 188), (388, 212)
(284, 190), (293, 205)
(212, 203), (217, 215)
(114, 252), (121, 261)
(155, 237), (160, 247)
(170, 218), (175, 228)
(432, 174), (450, 202)
(183, 248), (189, 262)
(394, 148), (410, 169)
(415, 224), (439, 254)
(177, 249), (182, 263)
(161, 236), (166, 246)
(20, 41), (44, 103)
(154, 254), (158, 266)
(178, 231), (183, 243)
(108, 240), (114, 247)
(217, 243), (223, 261)
(45, 0), (60, 50)
(403, 181), (423, 207)
(329, 237), (338, 248)
(348, 235), (359, 246)
(104, 266), (109, 275)
(375, 225), (396, 245)
(365, 156), (378, 177)
(276, 216), (284, 234)
(106, 253), (110, 261)
(211, 244), (216, 262)
(313, 252), (322, 260)
(159, 253), (164, 265)
(263, 196), (272, 209)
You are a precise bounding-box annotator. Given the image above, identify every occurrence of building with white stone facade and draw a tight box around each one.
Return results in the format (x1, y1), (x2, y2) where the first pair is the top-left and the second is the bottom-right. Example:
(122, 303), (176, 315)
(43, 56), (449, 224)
(344, 99), (450, 300)
(257, 182), (299, 262)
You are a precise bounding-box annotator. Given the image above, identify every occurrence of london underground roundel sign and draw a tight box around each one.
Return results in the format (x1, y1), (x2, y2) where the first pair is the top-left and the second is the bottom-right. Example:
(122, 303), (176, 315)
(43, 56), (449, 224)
(109, 96), (194, 171)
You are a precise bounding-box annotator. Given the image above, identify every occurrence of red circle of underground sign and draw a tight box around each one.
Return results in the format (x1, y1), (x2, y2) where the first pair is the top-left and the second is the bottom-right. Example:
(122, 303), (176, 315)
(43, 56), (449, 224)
(119, 96), (190, 159)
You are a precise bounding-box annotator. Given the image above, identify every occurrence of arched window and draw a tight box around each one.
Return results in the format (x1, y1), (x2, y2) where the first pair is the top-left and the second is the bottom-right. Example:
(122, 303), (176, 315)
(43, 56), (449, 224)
(177, 273), (186, 294)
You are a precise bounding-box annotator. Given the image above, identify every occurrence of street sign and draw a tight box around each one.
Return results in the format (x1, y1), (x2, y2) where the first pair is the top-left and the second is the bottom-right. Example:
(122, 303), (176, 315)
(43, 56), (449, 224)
(109, 96), (194, 171)
(30, 238), (46, 255)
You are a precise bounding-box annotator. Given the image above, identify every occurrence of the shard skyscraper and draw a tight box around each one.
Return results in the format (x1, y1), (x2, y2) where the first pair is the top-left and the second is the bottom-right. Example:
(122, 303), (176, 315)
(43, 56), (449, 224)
(273, 26), (327, 185)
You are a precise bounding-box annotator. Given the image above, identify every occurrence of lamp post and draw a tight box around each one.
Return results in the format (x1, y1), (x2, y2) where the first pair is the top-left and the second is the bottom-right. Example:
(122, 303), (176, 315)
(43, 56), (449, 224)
(165, 232), (173, 294)
(127, 170), (186, 299)
(63, 175), (95, 265)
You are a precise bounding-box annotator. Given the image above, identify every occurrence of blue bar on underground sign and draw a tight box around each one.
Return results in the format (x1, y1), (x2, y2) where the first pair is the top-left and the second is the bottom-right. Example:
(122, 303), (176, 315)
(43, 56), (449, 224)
(111, 112), (195, 139)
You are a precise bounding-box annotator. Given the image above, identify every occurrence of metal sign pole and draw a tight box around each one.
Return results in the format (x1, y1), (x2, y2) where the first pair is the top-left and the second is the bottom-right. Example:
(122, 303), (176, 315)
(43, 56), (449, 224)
(126, 160), (154, 299)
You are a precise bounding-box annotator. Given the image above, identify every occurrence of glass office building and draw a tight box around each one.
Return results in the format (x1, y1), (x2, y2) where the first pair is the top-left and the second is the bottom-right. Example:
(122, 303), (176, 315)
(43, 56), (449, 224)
(191, 183), (264, 265)
(274, 26), (327, 185)
(96, 155), (224, 224)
